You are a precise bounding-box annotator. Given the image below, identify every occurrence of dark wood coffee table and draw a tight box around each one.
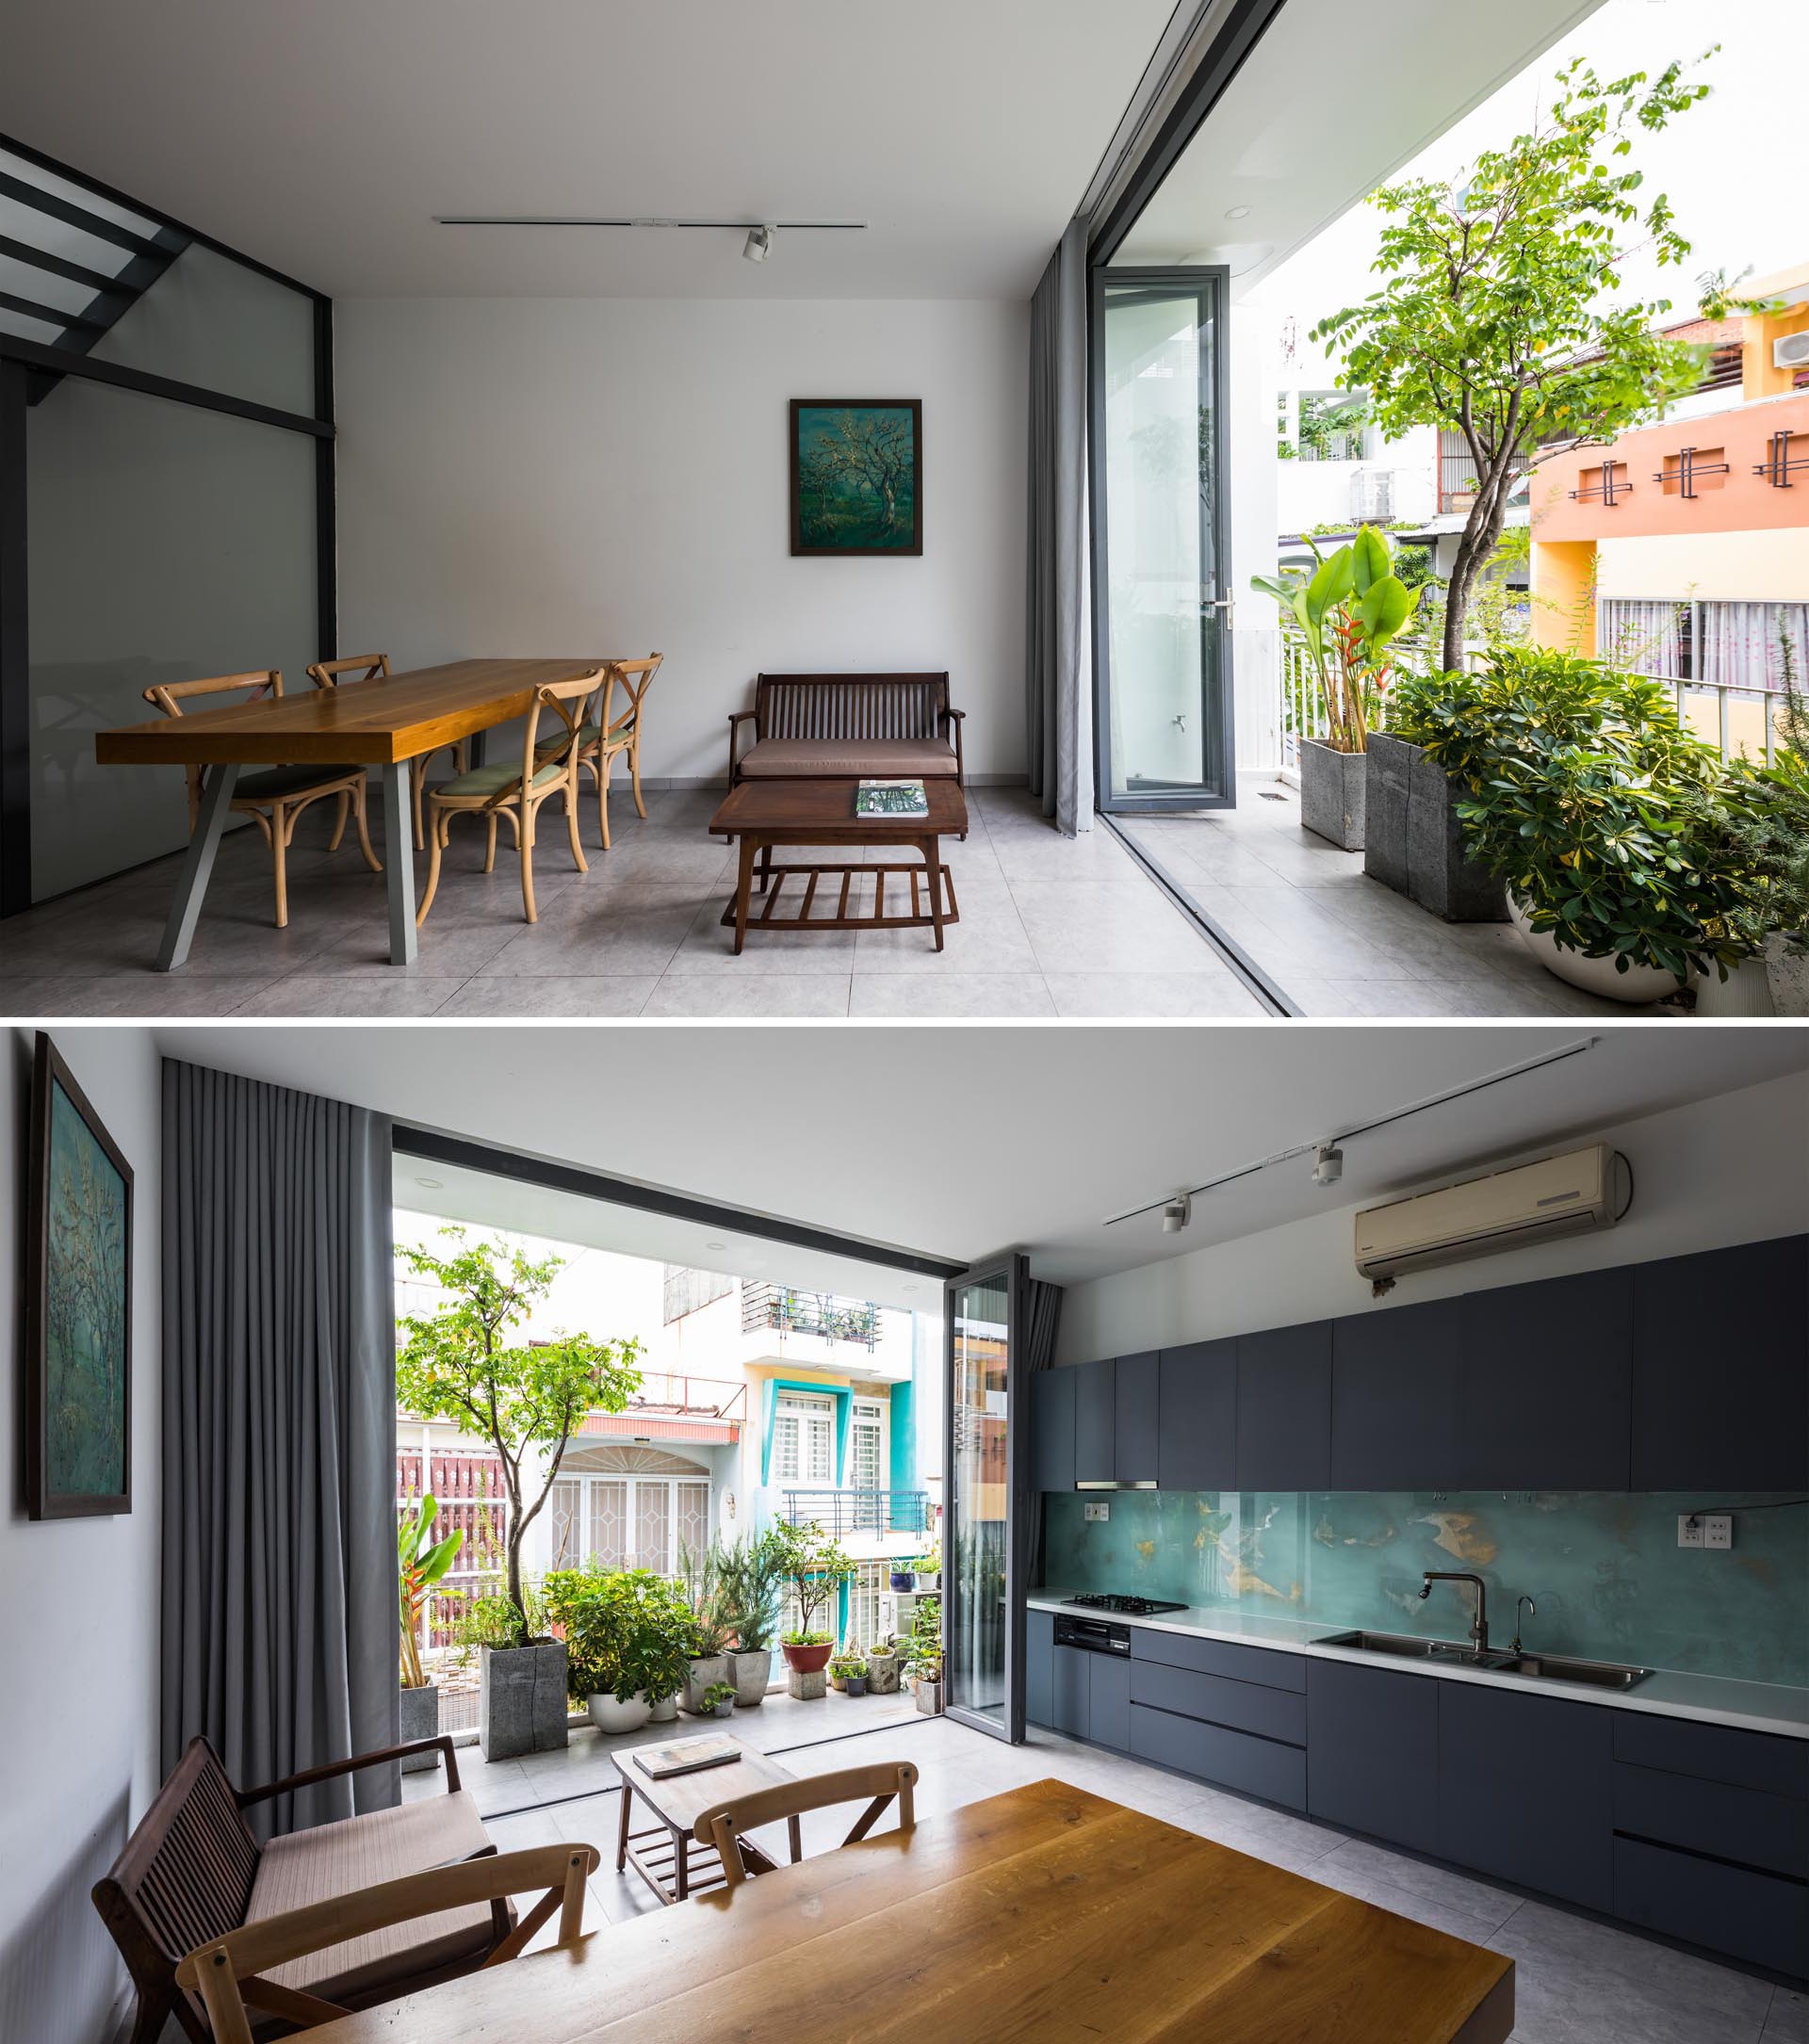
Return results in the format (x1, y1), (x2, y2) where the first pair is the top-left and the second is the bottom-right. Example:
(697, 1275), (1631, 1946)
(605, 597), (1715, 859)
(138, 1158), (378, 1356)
(709, 778), (967, 953)
(611, 1737), (799, 1904)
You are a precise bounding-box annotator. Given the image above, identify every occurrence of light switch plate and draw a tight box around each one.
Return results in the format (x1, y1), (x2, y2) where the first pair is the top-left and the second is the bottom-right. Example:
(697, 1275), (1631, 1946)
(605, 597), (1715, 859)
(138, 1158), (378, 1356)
(1677, 1514), (1703, 1548)
(1703, 1514), (1733, 1550)
(1084, 1501), (1110, 1522)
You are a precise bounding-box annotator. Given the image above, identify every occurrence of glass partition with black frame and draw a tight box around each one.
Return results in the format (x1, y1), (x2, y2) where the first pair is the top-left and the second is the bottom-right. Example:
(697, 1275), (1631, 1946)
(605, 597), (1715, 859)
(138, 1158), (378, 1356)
(1090, 267), (1232, 812)
(941, 1251), (1027, 1743)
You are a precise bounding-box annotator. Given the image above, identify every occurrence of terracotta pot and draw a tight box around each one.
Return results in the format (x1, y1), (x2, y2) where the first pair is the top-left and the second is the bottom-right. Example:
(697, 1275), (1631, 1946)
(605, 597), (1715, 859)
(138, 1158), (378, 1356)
(781, 1641), (833, 1675)
(1508, 896), (1684, 1004)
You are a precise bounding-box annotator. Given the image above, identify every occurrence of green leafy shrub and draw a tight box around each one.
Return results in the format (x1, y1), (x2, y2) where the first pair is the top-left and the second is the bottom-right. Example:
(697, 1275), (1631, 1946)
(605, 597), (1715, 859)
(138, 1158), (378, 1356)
(543, 1566), (695, 1706)
(759, 1520), (856, 1642)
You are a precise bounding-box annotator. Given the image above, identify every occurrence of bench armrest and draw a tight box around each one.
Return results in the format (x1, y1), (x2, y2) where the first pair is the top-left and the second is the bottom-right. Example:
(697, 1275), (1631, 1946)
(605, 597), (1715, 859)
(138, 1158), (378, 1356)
(940, 706), (966, 785)
(726, 708), (758, 784)
(236, 1735), (462, 1809)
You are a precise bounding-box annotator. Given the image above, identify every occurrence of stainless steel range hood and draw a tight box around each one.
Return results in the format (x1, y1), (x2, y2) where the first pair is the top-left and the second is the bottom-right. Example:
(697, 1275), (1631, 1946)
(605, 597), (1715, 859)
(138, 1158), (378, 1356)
(1074, 1480), (1158, 1491)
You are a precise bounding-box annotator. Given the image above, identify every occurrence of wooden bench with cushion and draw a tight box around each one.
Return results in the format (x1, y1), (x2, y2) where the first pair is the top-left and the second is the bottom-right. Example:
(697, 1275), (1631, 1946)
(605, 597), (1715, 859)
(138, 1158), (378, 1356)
(93, 1734), (510, 2044)
(726, 672), (965, 790)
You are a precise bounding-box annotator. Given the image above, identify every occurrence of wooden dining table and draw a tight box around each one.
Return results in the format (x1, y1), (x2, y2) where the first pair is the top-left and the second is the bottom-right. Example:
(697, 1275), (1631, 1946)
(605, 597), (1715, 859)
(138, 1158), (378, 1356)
(95, 657), (606, 966)
(300, 1778), (1513, 2043)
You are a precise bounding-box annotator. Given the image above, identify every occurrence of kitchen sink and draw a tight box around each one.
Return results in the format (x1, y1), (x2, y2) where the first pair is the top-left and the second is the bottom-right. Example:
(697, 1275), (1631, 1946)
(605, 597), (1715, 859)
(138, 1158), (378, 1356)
(1316, 1630), (1652, 1691)
(1316, 1630), (1489, 1663)
(1485, 1651), (1653, 1691)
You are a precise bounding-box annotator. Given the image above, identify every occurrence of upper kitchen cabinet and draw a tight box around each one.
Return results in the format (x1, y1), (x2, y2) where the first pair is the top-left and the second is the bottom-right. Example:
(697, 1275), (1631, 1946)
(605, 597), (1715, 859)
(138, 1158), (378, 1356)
(1073, 1357), (1116, 1485)
(1330, 1297), (1462, 1490)
(1457, 1267), (1633, 1490)
(1157, 1338), (1237, 1492)
(1631, 1235), (1809, 1492)
(1236, 1322), (1332, 1490)
(1031, 1365), (1077, 1493)
(1114, 1351), (1160, 1484)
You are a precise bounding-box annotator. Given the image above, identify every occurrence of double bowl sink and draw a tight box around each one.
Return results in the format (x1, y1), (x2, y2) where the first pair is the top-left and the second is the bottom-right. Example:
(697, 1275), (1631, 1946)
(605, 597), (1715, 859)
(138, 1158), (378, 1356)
(1316, 1629), (1652, 1691)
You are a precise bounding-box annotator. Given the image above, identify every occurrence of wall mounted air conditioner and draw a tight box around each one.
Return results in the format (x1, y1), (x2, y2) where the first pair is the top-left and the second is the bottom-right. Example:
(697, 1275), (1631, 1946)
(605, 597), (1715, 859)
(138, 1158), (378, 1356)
(1772, 333), (1809, 370)
(1354, 1144), (1621, 1284)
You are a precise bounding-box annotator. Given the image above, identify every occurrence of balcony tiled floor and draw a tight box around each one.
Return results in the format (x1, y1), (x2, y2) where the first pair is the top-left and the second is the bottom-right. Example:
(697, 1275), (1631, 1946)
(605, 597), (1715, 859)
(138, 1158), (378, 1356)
(446, 1710), (1796, 2041)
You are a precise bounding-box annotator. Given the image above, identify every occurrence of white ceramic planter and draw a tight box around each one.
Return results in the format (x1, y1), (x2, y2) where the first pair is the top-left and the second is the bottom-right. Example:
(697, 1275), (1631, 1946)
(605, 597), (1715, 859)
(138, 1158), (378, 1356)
(647, 1693), (678, 1724)
(587, 1691), (652, 1735)
(1507, 896), (1684, 1005)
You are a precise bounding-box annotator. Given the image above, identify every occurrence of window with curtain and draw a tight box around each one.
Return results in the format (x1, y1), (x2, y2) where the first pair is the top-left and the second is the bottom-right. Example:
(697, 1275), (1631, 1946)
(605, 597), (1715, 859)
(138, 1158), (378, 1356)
(1599, 598), (1684, 678)
(1698, 602), (1809, 692)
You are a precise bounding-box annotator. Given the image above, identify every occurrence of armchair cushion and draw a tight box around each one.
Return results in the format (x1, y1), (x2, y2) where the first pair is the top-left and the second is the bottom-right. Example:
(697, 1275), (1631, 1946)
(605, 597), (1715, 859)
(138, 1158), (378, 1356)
(737, 738), (959, 779)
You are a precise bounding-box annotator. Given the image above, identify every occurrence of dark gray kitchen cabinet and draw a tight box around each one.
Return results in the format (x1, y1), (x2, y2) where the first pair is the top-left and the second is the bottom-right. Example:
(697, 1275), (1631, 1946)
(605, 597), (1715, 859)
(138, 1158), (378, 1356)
(1307, 1659), (1440, 1857)
(1329, 1298), (1462, 1490)
(1631, 1235), (1809, 1491)
(1073, 1359), (1116, 1485)
(1114, 1351), (1160, 1484)
(1027, 1610), (1053, 1727)
(1051, 1645), (1089, 1739)
(1612, 1834), (1808, 1976)
(1157, 1338), (1237, 1492)
(1236, 1322), (1331, 1490)
(1456, 1267), (1632, 1489)
(1439, 1681), (1612, 1912)
(1089, 1655), (1132, 1753)
(1031, 1367), (1076, 1493)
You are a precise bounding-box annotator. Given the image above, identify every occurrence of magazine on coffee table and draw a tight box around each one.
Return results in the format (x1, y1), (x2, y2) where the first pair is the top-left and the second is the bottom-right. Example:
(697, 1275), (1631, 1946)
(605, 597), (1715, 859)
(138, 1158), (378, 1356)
(856, 778), (929, 819)
(632, 1733), (742, 1779)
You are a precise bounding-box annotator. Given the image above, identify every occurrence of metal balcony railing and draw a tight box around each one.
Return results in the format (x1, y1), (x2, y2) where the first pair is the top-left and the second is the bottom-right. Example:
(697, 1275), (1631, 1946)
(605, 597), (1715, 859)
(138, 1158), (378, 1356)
(780, 1488), (931, 1537)
(619, 1371), (748, 1422)
(742, 1284), (880, 1350)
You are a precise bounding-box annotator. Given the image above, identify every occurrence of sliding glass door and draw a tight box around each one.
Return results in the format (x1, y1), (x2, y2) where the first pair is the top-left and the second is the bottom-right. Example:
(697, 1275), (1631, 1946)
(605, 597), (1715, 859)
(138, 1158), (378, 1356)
(942, 1252), (1028, 1742)
(1092, 268), (1233, 811)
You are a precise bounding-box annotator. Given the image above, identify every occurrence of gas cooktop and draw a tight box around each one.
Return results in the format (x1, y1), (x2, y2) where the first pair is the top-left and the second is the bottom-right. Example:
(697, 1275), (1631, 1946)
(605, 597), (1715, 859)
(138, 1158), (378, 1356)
(1065, 1594), (1188, 1616)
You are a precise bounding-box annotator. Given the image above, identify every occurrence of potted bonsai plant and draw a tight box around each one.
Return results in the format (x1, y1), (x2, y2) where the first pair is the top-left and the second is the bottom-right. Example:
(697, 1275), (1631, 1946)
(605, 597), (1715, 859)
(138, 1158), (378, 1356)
(1251, 525), (1422, 851)
(865, 1633), (901, 1696)
(716, 1533), (784, 1707)
(396, 1227), (642, 1760)
(701, 1680), (738, 1721)
(398, 1494), (463, 1773)
(765, 1520), (856, 1687)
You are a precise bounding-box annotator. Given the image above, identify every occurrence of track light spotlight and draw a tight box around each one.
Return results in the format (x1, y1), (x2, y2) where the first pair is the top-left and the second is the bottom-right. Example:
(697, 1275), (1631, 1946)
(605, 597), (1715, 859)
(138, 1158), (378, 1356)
(1162, 1193), (1193, 1235)
(743, 224), (775, 263)
(1312, 1143), (1344, 1188)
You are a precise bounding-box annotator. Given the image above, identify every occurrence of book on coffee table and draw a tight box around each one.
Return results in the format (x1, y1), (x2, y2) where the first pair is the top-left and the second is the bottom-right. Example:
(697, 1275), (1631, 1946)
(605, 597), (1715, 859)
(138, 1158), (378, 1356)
(856, 778), (929, 819)
(632, 1733), (742, 1779)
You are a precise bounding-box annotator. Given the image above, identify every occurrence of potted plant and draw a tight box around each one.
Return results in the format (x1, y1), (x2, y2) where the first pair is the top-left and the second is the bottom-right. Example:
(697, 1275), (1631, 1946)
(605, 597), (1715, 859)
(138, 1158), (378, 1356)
(677, 1540), (734, 1716)
(764, 1520), (856, 1680)
(398, 1494), (464, 1773)
(1251, 525), (1422, 850)
(396, 1227), (643, 1759)
(700, 1679), (738, 1721)
(1365, 667), (1509, 923)
(545, 1566), (693, 1737)
(828, 1647), (869, 1696)
(906, 1596), (942, 1715)
(865, 1634), (901, 1696)
(914, 1539), (941, 1595)
(715, 1532), (784, 1707)
(888, 1565), (916, 1594)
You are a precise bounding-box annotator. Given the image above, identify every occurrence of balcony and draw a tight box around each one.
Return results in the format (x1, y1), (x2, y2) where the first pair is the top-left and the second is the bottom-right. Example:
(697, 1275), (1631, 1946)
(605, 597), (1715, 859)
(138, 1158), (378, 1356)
(573, 1371), (747, 1445)
(780, 1488), (932, 1539)
(739, 1285), (910, 1385)
(742, 1285), (877, 1348)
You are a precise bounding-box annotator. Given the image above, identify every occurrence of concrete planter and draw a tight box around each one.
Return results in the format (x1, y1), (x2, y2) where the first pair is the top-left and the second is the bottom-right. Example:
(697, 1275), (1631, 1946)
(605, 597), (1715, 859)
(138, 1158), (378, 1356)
(709, 1698), (737, 1719)
(587, 1690), (652, 1735)
(1694, 956), (1777, 1017)
(399, 1682), (440, 1773)
(480, 1641), (570, 1760)
(1765, 934), (1809, 1017)
(1507, 896), (1685, 1004)
(914, 1677), (943, 1716)
(1363, 734), (1508, 923)
(1299, 738), (1366, 851)
(725, 1647), (772, 1707)
(680, 1653), (729, 1717)
(866, 1651), (901, 1696)
(788, 1666), (827, 1700)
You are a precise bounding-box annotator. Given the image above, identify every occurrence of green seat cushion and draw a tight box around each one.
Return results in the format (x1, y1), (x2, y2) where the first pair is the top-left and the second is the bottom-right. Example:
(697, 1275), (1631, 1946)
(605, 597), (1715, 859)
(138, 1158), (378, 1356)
(236, 764), (358, 803)
(536, 716), (631, 753)
(436, 758), (567, 800)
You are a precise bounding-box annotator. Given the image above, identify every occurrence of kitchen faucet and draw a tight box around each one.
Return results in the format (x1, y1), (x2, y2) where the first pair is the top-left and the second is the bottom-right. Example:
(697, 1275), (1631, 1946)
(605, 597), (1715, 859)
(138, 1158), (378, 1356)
(1420, 1571), (1491, 1659)
(1511, 1595), (1537, 1654)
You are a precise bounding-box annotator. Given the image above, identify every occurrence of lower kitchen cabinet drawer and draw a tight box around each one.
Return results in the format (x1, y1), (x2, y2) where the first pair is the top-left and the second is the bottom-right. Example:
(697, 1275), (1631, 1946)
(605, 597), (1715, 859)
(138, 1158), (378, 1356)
(1129, 1629), (1306, 1693)
(1051, 1646), (1089, 1740)
(1613, 1834), (1809, 1976)
(1131, 1660), (1307, 1745)
(1307, 1659), (1440, 1858)
(1090, 1656), (1132, 1753)
(1612, 1711), (1809, 1800)
(1129, 1701), (1307, 1811)
(1614, 1760), (1808, 1880)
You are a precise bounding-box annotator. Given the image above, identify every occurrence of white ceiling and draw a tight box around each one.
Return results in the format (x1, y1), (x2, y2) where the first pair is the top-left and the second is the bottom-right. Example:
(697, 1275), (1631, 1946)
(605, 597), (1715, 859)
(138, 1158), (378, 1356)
(1112, 0), (1603, 296)
(152, 1025), (1809, 1286)
(0, 0), (1174, 300)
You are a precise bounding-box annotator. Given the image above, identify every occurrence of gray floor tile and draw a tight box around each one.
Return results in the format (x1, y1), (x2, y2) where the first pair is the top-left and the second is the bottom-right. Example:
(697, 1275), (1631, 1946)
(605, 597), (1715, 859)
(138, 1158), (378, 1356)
(1010, 879), (1234, 976)
(1765, 1988), (1809, 2041)
(852, 879), (1038, 975)
(233, 974), (468, 1016)
(478, 884), (709, 978)
(582, 834), (740, 885)
(641, 975), (851, 1017)
(848, 974), (1055, 1017)
(435, 976), (657, 1016)
(1042, 971), (1265, 1017)
(314, 917), (523, 978)
(991, 827), (1143, 884)
(665, 895), (858, 974)
(1313, 1837), (1523, 1932)
(0, 974), (267, 1017)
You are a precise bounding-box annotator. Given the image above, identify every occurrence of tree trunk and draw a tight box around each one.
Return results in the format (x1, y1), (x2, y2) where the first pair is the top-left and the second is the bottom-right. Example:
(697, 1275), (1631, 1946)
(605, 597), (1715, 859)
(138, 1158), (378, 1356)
(1441, 467), (1514, 671)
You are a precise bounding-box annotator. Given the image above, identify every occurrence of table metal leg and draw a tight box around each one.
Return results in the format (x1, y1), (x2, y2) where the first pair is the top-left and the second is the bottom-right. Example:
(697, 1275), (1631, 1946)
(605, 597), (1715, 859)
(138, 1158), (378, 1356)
(380, 761), (417, 965)
(155, 762), (239, 970)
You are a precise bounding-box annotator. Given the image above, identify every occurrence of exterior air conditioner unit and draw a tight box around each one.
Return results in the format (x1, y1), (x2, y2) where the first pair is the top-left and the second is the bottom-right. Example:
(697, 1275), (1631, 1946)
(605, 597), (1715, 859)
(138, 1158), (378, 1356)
(1772, 333), (1809, 370)
(1354, 1144), (1620, 1283)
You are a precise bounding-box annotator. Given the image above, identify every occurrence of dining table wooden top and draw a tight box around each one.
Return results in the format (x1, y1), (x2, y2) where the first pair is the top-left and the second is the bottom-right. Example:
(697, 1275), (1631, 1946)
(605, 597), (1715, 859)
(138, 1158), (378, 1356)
(300, 1777), (1513, 2044)
(94, 657), (607, 767)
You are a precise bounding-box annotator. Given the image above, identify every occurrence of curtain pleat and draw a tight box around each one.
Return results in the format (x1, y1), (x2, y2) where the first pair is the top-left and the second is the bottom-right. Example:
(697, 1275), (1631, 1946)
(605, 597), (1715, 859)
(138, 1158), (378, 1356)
(161, 1059), (396, 1839)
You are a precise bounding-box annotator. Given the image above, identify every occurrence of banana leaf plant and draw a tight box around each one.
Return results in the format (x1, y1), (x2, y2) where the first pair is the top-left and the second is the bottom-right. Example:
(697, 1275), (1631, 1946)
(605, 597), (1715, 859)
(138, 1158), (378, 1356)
(1252, 525), (1422, 754)
(399, 1494), (464, 1689)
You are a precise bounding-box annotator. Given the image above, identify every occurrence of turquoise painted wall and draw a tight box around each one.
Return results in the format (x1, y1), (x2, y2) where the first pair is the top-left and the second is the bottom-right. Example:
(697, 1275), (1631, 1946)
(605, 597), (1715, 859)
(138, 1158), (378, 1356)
(1042, 1490), (1808, 1687)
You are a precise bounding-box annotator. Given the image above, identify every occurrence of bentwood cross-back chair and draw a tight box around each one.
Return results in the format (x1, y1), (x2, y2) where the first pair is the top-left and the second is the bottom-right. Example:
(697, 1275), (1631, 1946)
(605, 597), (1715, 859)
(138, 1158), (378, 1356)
(143, 671), (382, 929)
(417, 667), (605, 927)
(535, 653), (663, 848)
(305, 653), (467, 851)
(692, 1760), (919, 1890)
(174, 1842), (599, 2042)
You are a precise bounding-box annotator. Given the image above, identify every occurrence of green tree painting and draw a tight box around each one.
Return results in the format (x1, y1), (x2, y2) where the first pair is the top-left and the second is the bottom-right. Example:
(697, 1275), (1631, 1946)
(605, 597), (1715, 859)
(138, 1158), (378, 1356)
(45, 1083), (129, 1496)
(792, 402), (921, 553)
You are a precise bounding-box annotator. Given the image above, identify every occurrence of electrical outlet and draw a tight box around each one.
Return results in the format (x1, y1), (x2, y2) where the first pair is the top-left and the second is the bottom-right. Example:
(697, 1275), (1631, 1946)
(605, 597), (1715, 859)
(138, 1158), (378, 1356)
(1703, 1514), (1733, 1551)
(1677, 1514), (1703, 1549)
(1084, 1500), (1110, 1522)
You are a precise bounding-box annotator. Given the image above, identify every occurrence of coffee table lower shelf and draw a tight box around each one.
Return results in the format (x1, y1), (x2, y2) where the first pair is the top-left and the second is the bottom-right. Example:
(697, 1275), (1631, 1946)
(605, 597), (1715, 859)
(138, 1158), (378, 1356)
(717, 859), (960, 952)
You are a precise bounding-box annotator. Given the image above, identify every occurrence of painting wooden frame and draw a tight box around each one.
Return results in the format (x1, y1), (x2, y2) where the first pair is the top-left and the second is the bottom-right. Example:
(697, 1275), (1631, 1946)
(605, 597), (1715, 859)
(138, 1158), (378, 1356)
(790, 398), (922, 557)
(24, 1030), (135, 1518)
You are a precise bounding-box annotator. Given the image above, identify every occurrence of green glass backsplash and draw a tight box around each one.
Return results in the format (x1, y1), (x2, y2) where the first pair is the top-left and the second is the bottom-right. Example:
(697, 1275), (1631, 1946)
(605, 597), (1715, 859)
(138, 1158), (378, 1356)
(1041, 1491), (1808, 1687)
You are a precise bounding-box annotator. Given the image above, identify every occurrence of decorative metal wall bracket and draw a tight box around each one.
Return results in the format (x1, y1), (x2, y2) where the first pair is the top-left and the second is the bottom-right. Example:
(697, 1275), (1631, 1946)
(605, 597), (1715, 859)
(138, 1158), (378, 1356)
(1653, 446), (1729, 499)
(1569, 461), (1631, 507)
(1754, 430), (1808, 489)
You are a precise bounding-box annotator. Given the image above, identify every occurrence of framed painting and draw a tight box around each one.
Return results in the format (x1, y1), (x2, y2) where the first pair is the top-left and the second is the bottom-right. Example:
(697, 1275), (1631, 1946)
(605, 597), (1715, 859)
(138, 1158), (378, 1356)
(24, 1031), (134, 1518)
(790, 398), (922, 556)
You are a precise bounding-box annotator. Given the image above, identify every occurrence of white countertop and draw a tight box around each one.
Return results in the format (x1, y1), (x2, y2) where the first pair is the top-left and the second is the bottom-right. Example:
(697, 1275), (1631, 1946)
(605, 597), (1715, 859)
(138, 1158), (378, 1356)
(1028, 1591), (1809, 1741)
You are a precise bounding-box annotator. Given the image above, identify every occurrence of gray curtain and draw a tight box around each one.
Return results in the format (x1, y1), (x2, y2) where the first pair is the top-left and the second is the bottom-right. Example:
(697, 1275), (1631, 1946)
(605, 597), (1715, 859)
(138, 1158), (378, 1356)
(1026, 217), (1094, 835)
(161, 1059), (397, 1839)
(1021, 1280), (1065, 1591)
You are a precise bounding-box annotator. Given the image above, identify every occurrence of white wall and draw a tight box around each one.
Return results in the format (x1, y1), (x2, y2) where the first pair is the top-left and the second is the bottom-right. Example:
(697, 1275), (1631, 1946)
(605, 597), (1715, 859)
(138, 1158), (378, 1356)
(334, 298), (1030, 786)
(0, 1028), (162, 2044)
(1056, 1071), (1809, 1361)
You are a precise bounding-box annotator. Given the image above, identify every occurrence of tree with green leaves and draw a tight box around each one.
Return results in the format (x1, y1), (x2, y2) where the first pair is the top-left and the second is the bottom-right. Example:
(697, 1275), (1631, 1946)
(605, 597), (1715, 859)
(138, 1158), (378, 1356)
(395, 1228), (643, 1638)
(1312, 53), (1718, 671)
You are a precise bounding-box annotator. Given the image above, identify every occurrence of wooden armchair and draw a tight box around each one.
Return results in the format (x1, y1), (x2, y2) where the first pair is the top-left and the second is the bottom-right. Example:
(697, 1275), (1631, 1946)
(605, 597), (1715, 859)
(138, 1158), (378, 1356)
(175, 1843), (599, 2042)
(692, 1760), (919, 1890)
(306, 653), (466, 852)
